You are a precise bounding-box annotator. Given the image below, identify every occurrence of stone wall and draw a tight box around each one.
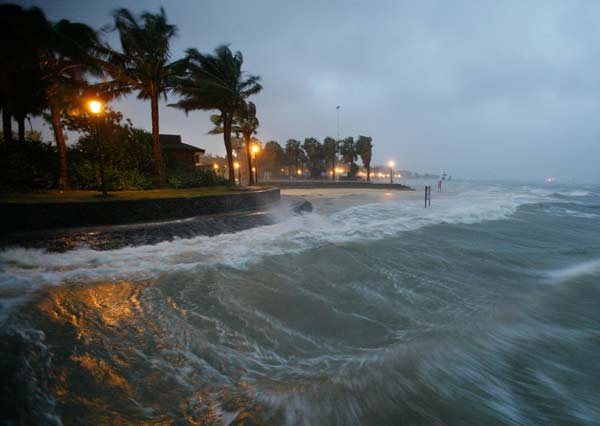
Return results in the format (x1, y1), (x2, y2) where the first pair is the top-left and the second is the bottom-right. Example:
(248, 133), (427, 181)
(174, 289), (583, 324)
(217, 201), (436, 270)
(1, 188), (280, 233)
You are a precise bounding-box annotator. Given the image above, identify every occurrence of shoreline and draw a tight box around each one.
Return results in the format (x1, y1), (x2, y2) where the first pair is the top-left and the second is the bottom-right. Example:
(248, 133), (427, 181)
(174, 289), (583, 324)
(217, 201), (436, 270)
(0, 195), (309, 253)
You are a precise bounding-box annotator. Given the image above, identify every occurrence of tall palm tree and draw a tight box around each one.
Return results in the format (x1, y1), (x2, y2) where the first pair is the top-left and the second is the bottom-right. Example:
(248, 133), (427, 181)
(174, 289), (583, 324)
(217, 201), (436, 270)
(170, 45), (262, 186)
(285, 139), (301, 177)
(208, 102), (259, 184)
(106, 7), (180, 187)
(302, 138), (324, 178)
(356, 135), (373, 181)
(40, 18), (101, 189)
(0, 4), (48, 142)
(262, 140), (285, 176)
(339, 136), (358, 178)
(323, 137), (338, 180)
(234, 101), (259, 185)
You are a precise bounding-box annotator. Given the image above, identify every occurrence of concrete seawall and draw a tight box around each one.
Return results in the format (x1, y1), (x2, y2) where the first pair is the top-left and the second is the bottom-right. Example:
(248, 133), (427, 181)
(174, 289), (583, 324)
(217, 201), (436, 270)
(1, 187), (280, 233)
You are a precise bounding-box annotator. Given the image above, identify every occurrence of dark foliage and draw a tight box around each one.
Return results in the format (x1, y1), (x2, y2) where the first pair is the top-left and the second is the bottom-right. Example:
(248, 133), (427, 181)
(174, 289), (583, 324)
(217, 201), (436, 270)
(166, 166), (226, 189)
(0, 140), (58, 190)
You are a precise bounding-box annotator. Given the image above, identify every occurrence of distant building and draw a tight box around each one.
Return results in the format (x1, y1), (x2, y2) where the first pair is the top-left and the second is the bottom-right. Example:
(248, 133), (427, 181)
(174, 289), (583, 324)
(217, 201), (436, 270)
(159, 134), (205, 168)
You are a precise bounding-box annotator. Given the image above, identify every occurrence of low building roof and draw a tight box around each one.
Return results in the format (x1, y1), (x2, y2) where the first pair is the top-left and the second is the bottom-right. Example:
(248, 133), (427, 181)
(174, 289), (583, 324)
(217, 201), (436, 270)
(159, 134), (205, 153)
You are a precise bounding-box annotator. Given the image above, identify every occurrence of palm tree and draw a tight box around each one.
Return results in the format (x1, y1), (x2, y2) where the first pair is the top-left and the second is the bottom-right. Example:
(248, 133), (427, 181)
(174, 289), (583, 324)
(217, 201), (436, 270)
(323, 137), (337, 179)
(339, 136), (358, 179)
(234, 101), (259, 184)
(13, 72), (46, 142)
(302, 137), (324, 178)
(208, 101), (259, 184)
(0, 4), (48, 142)
(262, 140), (285, 177)
(356, 135), (373, 181)
(285, 139), (301, 177)
(106, 7), (180, 187)
(40, 18), (101, 189)
(170, 45), (262, 186)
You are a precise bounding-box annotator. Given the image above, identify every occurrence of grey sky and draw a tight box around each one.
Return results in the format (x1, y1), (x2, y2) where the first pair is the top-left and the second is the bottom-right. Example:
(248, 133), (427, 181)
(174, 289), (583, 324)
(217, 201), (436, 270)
(19, 0), (600, 182)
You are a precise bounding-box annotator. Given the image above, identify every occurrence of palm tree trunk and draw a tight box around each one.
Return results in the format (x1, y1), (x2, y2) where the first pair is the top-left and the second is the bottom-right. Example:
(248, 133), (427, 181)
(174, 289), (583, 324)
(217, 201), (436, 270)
(245, 135), (254, 185)
(16, 114), (25, 142)
(331, 157), (335, 180)
(2, 107), (12, 142)
(366, 164), (371, 181)
(50, 101), (68, 190)
(150, 94), (163, 188)
(223, 113), (236, 186)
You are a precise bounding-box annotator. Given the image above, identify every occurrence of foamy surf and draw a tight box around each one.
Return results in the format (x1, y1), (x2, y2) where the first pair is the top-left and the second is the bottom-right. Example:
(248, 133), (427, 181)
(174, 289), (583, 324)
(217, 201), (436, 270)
(0, 183), (551, 293)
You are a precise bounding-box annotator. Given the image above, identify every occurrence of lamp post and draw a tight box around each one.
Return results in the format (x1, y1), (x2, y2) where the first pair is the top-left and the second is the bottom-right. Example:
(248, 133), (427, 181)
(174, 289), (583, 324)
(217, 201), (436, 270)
(388, 161), (395, 184)
(251, 144), (260, 185)
(234, 161), (240, 185)
(87, 99), (107, 196)
(213, 163), (220, 177)
(335, 105), (340, 180)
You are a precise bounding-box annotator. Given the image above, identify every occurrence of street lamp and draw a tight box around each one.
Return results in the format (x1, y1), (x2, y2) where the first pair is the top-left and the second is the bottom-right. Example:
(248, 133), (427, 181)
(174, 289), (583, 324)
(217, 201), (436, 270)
(251, 144), (260, 185)
(213, 163), (220, 177)
(388, 161), (395, 184)
(335, 105), (340, 180)
(234, 161), (241, 184)
(87, 99), (107, 196)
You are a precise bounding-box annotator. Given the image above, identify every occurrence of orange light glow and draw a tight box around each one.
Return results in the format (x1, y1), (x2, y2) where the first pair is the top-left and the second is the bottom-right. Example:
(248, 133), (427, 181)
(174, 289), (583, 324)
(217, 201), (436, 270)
(88, 100), (103, 115)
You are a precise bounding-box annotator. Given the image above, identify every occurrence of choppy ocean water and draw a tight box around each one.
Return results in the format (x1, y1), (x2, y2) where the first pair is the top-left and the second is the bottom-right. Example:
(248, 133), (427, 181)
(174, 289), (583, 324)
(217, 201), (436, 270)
(1, 180), (599, 425)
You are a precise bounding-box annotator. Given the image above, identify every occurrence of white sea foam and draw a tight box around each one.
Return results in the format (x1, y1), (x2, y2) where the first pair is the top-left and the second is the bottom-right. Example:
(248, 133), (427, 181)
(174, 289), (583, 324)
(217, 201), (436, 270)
(526, 188), (592, 198)
(558, 190), (591, 197)
(0, 183), (572, 296)
(545, 206), (598, 219)
(545, 258), (600, 284)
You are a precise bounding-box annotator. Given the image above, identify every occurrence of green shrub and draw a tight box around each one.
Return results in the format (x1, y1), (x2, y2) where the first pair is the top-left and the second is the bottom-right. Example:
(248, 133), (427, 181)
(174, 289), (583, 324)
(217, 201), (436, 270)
(70, 160), (154, 191)
(166, 166), (226, 188)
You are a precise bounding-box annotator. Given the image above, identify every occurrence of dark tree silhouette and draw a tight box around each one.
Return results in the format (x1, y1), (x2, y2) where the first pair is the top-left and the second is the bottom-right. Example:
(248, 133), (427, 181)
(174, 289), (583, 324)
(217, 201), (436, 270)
(105, 7), (181, 187)
(171, 46), (262, 186)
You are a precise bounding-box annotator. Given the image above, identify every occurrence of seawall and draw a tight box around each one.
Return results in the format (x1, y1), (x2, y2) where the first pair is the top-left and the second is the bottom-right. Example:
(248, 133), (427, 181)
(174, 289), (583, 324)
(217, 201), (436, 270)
(1, 187), (280, 233)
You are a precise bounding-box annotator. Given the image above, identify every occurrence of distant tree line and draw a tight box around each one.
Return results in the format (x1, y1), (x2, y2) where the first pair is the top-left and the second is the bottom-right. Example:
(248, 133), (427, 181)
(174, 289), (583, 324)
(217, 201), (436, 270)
(254, 136), (374, 181)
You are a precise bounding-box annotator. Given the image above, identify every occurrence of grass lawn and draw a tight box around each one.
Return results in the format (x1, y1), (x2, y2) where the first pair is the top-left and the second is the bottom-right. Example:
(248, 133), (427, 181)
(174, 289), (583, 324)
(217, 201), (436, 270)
(0, 186), (255, 204)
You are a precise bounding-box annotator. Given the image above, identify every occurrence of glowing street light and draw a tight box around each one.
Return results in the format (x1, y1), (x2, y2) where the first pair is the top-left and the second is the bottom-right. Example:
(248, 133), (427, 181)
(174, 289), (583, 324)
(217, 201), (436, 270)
(88, 100), (103, 115)
(388, 161), (395, 184)
(251, 144), (260, 184)
(297, 168), (302, 176)
(213, 163), (222, 178)
(87, 99), (107, 196)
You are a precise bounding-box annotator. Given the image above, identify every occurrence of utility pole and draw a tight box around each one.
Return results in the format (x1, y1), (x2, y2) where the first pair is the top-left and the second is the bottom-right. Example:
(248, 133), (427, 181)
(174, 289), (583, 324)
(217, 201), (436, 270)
(335, 105), (340, 180)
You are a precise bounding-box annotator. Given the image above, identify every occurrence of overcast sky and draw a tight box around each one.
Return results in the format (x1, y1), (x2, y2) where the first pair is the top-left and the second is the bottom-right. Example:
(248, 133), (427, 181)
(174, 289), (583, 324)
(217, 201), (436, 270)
(18, 0), (600, 182)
